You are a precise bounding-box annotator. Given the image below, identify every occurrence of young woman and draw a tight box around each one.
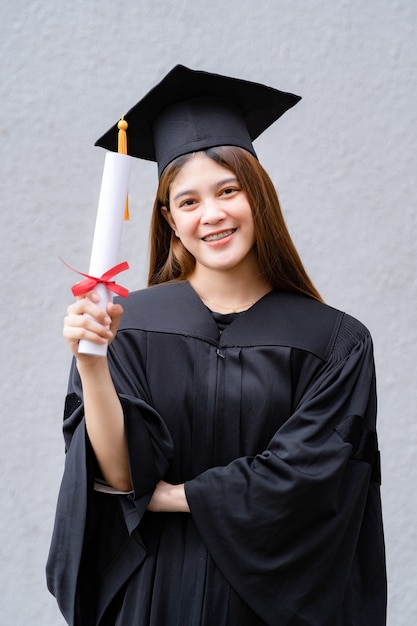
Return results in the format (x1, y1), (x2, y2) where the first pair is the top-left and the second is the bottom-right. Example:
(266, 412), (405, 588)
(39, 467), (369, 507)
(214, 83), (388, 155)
(47, 66), (386, 625)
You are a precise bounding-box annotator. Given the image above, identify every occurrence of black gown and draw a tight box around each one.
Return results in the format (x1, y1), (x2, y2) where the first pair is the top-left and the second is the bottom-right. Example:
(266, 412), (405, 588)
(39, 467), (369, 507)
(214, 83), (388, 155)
(46, 281), (386, 625)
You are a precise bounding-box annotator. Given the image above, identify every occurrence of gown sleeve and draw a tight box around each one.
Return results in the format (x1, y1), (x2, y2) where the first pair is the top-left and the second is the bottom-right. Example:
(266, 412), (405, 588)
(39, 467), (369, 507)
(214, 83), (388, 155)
(46, 341), (174, 626)
(184, 314), (386, 625)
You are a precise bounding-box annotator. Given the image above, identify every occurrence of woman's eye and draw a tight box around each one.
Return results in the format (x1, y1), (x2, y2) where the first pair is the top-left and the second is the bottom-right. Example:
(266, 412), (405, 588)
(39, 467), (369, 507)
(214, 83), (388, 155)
(179, 198), (196, 208)
(222, 187), (240, 196)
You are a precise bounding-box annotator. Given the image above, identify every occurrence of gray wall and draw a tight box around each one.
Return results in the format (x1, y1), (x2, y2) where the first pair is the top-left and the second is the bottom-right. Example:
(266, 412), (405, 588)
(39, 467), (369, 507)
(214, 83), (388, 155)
(1, 1), (416, 624)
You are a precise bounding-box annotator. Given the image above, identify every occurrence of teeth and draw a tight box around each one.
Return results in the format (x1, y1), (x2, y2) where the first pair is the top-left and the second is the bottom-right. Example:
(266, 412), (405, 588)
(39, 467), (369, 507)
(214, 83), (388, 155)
(204, 229), (235, 242)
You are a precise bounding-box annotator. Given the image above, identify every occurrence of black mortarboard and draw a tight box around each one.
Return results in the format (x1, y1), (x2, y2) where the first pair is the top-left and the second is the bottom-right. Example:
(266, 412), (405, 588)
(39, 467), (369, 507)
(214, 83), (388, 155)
(95, 65), (301, 177)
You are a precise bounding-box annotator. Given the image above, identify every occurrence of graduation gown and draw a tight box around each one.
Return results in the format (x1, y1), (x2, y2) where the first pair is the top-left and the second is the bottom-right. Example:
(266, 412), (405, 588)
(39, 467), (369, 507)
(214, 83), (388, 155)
(46, 281), (386, 625)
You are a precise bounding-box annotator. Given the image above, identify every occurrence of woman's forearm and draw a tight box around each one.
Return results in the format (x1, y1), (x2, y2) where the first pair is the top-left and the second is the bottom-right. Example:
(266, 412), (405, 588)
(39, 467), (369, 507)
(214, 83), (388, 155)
(77, 357), (132, 492)
(147, 481), (190, 513)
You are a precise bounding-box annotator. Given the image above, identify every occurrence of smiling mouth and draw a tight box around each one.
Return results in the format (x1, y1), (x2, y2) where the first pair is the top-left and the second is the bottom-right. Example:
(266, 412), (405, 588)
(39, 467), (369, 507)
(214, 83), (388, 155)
(202, 229), (237, 242)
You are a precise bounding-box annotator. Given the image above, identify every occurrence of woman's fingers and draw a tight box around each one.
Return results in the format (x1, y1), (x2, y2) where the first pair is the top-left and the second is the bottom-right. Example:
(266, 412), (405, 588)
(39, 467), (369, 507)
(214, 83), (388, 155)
(64, 312), (112, 345)
(67, 292), (108, 320)
(63, 292), (125, 357)
(107, 302), (124, 337)
(64, 294), (112, 347)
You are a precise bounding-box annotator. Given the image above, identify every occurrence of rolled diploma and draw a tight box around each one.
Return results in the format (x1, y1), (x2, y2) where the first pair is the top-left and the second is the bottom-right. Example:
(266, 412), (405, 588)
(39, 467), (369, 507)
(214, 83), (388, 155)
(78, 151), (132, 356)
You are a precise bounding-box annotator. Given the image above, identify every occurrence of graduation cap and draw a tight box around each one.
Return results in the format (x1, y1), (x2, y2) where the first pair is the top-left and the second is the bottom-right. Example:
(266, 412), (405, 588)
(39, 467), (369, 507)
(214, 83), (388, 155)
(95, 65), (301, 178)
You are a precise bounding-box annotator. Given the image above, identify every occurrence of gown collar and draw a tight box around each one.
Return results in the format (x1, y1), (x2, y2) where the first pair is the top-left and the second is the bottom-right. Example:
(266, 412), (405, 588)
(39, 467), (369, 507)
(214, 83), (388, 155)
(118, 280), (342, 360)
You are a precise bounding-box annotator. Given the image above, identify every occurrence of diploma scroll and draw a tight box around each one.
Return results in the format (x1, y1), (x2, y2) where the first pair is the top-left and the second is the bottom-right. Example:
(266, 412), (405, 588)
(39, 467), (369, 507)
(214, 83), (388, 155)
(78, 152), (132, 356)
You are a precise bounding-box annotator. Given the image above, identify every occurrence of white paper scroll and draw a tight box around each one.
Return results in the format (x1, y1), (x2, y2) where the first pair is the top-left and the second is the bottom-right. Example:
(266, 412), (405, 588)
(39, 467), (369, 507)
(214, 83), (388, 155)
(78, 151), (132, 356)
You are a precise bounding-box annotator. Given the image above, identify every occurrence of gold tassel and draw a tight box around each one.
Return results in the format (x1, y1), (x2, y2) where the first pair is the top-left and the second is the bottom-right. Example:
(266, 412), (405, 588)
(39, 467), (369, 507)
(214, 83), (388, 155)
(118, 117), (130, 221)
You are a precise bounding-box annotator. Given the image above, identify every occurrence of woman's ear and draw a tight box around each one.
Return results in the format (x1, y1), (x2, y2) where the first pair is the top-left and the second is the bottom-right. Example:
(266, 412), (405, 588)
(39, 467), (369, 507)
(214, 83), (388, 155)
(161, 206), (178, 237)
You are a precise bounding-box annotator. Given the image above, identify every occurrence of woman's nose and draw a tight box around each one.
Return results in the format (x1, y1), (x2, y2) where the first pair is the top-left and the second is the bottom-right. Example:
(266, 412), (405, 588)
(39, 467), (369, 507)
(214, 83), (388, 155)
(200, 199), (226, 223)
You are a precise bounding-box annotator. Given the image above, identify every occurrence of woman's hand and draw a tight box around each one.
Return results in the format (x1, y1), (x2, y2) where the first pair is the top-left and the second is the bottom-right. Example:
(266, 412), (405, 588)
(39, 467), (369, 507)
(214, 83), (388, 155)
(63, 291), (124, 360)
(147, 481), (190, 513)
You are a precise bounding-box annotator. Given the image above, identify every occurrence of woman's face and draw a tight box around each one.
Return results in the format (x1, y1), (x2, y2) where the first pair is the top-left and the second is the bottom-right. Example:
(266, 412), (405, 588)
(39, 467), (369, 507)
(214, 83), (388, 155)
(163, 152), (258, 276)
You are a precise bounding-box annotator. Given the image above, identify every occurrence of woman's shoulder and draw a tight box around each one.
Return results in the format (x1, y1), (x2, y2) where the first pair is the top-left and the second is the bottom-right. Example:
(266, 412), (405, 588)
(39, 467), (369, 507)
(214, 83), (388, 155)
(251, 291), (372, 361)
(269, 291), (370, 331)
(123, 281), (188, 307)
(116, 281), (205, 333)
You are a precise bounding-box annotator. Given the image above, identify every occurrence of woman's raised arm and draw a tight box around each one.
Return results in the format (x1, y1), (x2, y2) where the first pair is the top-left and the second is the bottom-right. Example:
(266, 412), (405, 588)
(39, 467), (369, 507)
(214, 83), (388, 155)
(63, 292), (131, 492)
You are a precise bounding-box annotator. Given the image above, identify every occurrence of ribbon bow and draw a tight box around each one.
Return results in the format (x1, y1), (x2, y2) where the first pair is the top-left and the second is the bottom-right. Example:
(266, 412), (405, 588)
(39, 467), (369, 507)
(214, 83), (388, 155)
(60, 258), (130, 298)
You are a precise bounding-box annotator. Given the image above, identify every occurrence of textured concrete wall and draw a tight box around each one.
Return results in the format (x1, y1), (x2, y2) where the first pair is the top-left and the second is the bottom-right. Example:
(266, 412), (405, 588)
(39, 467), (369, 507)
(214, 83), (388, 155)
(1, 1), (416, 623)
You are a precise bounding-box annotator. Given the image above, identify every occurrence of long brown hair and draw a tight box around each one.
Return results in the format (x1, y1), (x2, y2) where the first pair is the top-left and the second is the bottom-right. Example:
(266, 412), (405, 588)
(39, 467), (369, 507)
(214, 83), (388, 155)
(148, 146), (322, 301)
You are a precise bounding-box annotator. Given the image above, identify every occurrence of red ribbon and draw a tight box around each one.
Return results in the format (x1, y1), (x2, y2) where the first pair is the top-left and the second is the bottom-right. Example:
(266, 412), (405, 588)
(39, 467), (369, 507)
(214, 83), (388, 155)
(60, 258), (130, 298)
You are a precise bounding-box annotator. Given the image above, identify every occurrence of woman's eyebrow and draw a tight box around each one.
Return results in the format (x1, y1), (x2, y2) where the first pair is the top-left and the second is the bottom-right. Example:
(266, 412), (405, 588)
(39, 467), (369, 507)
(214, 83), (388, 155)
(172, 188), (198, 202)
(172, 177), (239, 202)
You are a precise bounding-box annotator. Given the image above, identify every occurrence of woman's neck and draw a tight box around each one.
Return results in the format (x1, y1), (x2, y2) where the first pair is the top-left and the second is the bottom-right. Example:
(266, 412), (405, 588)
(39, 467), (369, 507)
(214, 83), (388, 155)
(188, 266), (272, 313)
